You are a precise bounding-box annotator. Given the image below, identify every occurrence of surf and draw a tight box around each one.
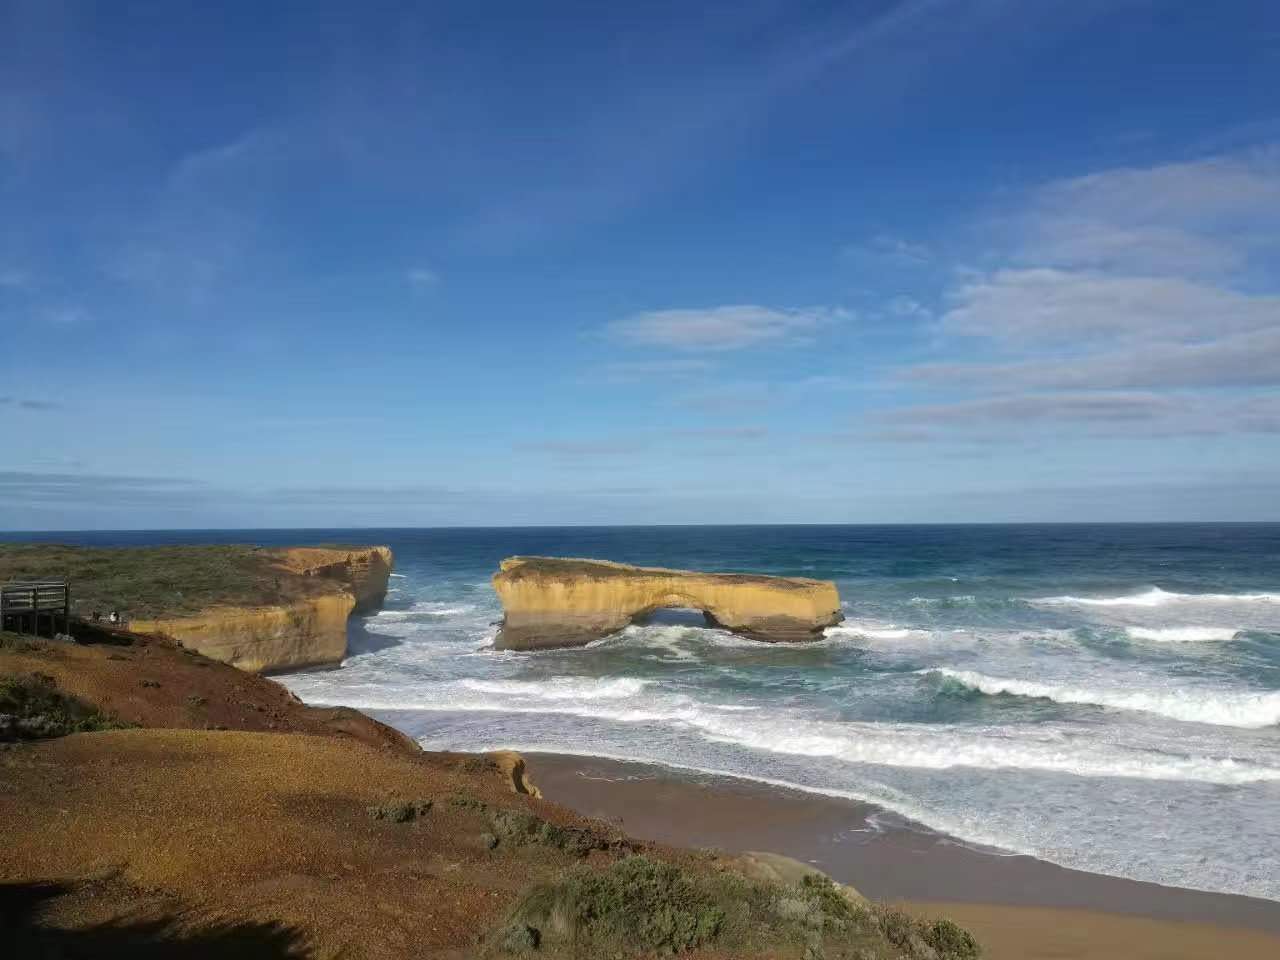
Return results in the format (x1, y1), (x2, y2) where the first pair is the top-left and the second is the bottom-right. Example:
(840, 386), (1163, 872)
(924, 667), (1280, 728)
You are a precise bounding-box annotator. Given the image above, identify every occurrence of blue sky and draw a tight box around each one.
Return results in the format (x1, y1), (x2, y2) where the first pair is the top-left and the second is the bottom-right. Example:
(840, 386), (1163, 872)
(2, 0), (1278, 528)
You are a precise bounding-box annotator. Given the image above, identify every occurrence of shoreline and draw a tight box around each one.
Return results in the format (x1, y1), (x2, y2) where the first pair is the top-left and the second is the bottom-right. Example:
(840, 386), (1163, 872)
(525, 751), (1280, 956)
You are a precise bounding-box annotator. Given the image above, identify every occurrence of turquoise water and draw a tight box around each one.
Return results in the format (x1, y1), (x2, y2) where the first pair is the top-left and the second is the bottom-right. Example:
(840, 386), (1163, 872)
(19, 525), (1280, 900)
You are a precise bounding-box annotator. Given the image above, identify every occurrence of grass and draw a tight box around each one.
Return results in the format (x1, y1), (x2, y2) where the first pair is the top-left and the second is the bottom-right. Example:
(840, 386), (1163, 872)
(0, 544), (342, 619)
(0, 672), (130, 740)
(492, 854), (981, 959)
(0, 631), (46, 653)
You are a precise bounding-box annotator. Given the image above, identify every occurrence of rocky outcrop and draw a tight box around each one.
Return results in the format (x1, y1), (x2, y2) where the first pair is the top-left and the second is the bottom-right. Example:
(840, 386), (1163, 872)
(130, 546), (393, 673)
(492, 556), (842, 650)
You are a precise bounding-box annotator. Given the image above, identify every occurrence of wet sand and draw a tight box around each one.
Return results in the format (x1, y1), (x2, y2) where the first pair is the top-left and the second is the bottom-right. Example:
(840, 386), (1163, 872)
(528, 752), (1280, 959)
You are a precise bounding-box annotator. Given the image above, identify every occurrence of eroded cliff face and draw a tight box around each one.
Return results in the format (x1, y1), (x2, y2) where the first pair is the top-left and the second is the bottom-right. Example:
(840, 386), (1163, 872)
(492, 556), (842, 650)
(131, 546), (393, 673)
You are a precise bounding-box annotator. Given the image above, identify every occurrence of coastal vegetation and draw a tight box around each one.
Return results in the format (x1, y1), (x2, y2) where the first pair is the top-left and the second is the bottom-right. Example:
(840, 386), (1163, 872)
(497, 854), (980, 958)
(0, 543), (336, 618)
(0, 624), (982, 958)
(0, 665), (129, 740)
(0, 543), (394, 672)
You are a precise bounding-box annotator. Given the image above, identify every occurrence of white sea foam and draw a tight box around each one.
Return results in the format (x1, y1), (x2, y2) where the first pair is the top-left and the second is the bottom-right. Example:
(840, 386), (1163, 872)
(1125, 626), (1239, 643)
(373, 601), (476, 619)
(389, 573), (408, 579)
(459, 676), (652, 700)
(317, 678), (1280, 785)
(825, 624), (912, 640)
(925, 667), (1280, 729)
(1035, 587), (1280, 608)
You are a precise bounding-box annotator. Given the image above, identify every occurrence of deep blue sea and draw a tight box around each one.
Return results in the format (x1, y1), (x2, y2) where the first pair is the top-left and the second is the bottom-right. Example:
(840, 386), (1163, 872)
(12, 525), (1280, 900)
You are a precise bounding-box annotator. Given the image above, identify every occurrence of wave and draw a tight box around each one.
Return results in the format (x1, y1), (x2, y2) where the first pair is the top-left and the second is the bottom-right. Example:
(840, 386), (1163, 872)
(459, 676), (652, 700)
(389, 573), (408, 579)
(825, 624), (913, 641)
(1125, 626), (1239, 643)
(1034, 587), (1280, 608)
(924, 668), (1280, 729)
(373, 601), (476, 619)
(317, 679), (1280, 785)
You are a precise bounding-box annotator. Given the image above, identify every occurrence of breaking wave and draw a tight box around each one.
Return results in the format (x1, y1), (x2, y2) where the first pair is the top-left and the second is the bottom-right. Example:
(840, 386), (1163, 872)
(459, 676), (652, 700)
(373, 601), (477, 619)
(825, 624), (913, 640)
(925, 668), (1280, 729)
(318, 679), (1280, 785)
(1125, 626), (1239, 643)
(1034, 587), (1280, 607)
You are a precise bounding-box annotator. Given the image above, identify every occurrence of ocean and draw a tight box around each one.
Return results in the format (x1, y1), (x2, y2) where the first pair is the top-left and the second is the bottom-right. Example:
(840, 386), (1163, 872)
(13, 524), (1280, 901)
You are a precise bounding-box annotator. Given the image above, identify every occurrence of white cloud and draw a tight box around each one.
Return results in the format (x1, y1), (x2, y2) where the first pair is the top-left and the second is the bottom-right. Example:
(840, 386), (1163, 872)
(887, 295), (931, 320)
(43, 306), (88, 327)
(407, 266), (439, 289)
(879, 145), (1280, 440)
(1009, 146), (1280, 277)
(517, 439), (645, 457)
(609, 304), (842, 351)
(843, 234), (932, 265)
(940, 268), (1280, 344)
(594, 358), (713, 382)
(885, 391), (1187, 425)
(908, 324), (1280, 391)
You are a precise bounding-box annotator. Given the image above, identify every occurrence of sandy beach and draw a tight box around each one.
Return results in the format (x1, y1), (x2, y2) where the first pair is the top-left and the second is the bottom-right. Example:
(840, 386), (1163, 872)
(527, 752), (1280, 959)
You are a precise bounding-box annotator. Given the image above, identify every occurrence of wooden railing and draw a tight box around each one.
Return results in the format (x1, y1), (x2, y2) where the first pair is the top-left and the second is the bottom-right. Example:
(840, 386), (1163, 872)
(0, 579), (71, 636)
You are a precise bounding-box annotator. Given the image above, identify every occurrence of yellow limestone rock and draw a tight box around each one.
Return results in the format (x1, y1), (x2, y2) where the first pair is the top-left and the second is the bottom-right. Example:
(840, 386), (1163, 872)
(492, 556), (842, 650)
(131, 546), (393, 673)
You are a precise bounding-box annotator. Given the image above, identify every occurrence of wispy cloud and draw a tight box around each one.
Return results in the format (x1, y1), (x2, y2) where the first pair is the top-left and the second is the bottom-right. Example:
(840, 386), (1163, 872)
(842, 233), (932, 266)
(0, 396), (62, 411)
(885, 391), (1187, 425)
(877, 144), (1280, 439)
(939, 268), (1279, 344)
(592, 358), (714, 383)
(406, 266), (439, 289)
(1006, 145), (1280, 276)
(0, 470), (204, 507)
(608, 305), (844, 351)
(908, 325), (1280, 391)
(673, 426), (769, 440)
(516, 439), (647, 457)
(42, 306), (88, 327)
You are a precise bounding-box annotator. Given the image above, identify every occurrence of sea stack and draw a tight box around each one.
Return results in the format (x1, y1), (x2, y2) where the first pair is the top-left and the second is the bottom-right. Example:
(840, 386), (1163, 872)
(491, 556), (843, 650)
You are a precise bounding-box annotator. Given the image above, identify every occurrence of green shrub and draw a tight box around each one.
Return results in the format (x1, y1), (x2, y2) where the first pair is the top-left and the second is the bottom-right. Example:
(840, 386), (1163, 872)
(505, 855), (724, 955)
(0, 672), (128, 740)
(367, 799), (433, 822)
(489, 808), (607, 857)
(923, 918), (981, 959)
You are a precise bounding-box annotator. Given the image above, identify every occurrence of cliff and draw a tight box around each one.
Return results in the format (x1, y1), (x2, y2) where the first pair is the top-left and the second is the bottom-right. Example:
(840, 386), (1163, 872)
(0, 543), (393, 674)
(492, 556), (843, 650)
(129, 546), (393, 672)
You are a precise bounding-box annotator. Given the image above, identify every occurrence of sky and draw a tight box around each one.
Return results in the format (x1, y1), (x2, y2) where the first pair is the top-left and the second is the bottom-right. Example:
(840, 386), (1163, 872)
(2, 0), (1279, 529)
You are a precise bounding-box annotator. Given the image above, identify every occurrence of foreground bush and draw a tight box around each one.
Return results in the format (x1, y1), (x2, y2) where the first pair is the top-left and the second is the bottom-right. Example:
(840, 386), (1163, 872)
(0, 672), (128, 740)
(493, 854), (980, 959)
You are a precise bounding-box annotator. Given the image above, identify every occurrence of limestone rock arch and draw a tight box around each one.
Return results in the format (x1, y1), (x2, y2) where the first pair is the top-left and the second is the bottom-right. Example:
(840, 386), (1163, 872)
(491, 557), (842, 650)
